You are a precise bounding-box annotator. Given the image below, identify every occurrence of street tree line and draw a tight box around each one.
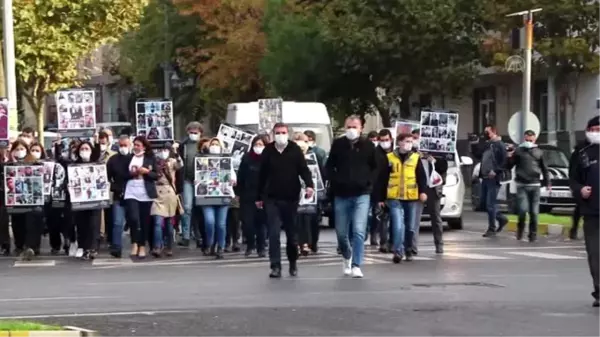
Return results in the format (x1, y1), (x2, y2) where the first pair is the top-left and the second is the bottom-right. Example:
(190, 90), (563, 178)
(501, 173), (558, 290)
(2, 0), (598, 137)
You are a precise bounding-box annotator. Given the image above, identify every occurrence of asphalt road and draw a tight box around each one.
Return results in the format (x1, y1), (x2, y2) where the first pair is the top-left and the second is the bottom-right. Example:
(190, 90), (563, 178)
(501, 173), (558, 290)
(0, 211), (597, 336)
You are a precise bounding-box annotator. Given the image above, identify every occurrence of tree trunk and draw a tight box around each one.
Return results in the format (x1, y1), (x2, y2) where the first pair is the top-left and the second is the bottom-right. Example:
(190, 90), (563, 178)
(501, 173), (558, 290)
(0, 46), (6, 97)
(567, 74), (580, 149)
(36, 99), (45, 142)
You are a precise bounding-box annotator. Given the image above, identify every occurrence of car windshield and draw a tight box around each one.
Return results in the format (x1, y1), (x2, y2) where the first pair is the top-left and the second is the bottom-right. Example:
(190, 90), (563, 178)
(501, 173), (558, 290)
(237, 124), (332, 152)
(543, 148), (569, 168)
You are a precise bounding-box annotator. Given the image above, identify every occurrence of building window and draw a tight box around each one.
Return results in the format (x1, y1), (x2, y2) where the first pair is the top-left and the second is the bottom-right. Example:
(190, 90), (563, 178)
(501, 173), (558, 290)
(533, 80), (548, 131)
(472, 86), (496, 132)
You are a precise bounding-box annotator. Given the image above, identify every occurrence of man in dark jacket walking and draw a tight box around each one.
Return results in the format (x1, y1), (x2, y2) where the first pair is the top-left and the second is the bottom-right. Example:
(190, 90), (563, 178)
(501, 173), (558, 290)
(257, 123), (314, 278)
(507, 130), (550, 242)
(326, 115), (378, 278)
(370, 128), (393, 251)
(569, 115), (600, 307)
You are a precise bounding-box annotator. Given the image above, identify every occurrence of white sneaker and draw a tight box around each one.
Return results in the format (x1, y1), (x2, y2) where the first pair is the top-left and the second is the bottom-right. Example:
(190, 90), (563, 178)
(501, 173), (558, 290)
(75, 248), (84, 258)
(68, 243), (78, 257)
(351, 266), (363, 278)
(343, 259), (352, 276)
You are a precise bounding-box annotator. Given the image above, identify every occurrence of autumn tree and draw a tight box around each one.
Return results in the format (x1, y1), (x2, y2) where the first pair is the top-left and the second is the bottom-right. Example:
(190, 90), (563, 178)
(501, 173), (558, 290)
(11, 0), (146, 138)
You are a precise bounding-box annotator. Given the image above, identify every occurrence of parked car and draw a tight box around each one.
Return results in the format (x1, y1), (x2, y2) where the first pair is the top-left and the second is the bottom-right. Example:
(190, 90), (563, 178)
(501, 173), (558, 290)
(471, 144), (575, 213)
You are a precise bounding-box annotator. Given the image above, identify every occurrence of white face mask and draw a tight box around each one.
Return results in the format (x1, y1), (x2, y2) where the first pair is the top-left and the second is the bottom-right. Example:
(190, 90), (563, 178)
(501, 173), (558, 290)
(31, 151), (41, 160)
(296, 141), (308, 151)
(520, 141), (536, 148)
(22, 138), (32, 146)
(253, 146), (264, 155)
(380, 141), (391, 150)
(159, 151), (170, 160)
(133, 148), (144, 156)
(209, 145), (221, 154)
(79, 151), (91, 161)
(14, 150), (26, 159)
(345, 128), (360, 140)
(189, 133), (200, 142)
(70, 153), (78, 161)
(398, 142), (412, 153)
(307, 141), (315, 148)
(372, 141), (379, 147)
(586, 131), (600, 144)
(119, 147), (130, 155)
(274, 134), (288, 146)
(100, 144), (107, 152)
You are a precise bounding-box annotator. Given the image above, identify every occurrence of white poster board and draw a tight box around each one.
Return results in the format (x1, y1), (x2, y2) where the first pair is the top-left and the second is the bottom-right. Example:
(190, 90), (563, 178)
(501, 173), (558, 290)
(56, 90), (96, 130)
(135, 100), (174, 142)
(216, 124), (255, 170)
(258, 98), (283, 134)
(67, 164), (110, 210)
(418, 111), (459, 154)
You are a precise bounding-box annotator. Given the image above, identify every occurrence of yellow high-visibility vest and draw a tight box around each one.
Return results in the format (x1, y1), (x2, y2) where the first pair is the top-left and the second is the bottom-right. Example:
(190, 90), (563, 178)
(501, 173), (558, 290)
(386, 152), (420, 200)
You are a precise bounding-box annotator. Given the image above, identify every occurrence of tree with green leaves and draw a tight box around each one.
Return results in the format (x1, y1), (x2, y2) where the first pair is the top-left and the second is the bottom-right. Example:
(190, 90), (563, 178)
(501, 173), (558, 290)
(12, 0), (146, 138)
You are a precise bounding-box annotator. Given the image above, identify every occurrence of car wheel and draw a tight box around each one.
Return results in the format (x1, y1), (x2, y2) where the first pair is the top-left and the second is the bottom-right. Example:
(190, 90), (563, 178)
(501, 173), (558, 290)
(447, 217), (463, 230)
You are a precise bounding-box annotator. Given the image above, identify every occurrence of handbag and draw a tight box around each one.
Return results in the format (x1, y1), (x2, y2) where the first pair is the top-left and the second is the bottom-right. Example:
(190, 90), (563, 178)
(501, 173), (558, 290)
(163, 164), (184, 215)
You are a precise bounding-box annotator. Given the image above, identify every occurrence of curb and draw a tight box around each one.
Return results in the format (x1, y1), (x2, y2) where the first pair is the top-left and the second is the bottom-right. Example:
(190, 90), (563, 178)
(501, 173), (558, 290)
(0, 326), (97, 337)
(506, 221), (570, 237)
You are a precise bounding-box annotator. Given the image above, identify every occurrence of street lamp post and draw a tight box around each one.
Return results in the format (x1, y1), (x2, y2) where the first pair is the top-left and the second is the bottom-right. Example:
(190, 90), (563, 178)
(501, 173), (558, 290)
(3, 0), (18, 134)
(507, 8), (542, 143)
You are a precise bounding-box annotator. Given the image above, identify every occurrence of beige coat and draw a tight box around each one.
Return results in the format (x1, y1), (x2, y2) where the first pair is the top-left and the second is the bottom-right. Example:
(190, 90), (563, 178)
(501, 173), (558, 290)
(151, 157), (182, 217)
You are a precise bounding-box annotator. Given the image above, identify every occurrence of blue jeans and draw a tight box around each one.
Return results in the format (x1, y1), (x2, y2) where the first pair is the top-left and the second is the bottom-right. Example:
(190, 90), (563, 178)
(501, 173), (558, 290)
(180, 180), (194, 240)
(386, 199), (419, 255)
(153, 216), (174, 249)
(481, 178), (508, 232)
(111, 200), (126, 251)
(202, 205), (229, 249)
(516, 185), (540, 236)
(334, 194), (370, 267)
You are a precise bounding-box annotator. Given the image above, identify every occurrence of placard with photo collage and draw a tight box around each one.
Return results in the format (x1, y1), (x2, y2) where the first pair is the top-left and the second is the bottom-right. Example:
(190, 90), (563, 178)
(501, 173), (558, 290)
(194, 156), (234, 206)
(3, 164), (45, 212)
(136, 100), (174, 142)
(297, 153), (319, 213)
(42, 161), (55, 196)
(216, 124), (255, 170)
(56, 90), (96, 130)
(258, 98), (283, 134)
(0, 98), (8, 147)
(418, 111), (459, 155)
(51, 162), (67, 207)
(395, 120), (420, 137)
(67, 164), (110, 210)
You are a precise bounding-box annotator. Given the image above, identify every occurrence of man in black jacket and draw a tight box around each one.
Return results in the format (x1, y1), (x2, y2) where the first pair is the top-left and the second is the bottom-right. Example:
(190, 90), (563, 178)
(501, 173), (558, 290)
(257, 123), (314, 278)
(507, 130), (550, 242)
(326, 115), (378, 278)
(370, 128), (393, 251)
(569, 115), (600, 307)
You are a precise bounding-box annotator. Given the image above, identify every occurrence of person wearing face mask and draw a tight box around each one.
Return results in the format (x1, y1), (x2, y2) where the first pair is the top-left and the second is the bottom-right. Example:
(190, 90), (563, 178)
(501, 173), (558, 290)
(106, 135), (134, 258)
(236, 135), (269, 257)
(370, 129), (393, 252)
(367, 131), (379, 148)
(150, 142), (183, 257)
(304, 130), (326, 253)
(8, 139), (43, 260)
(124, 136), (158, 259)
(18, 127), (35, 147)
(377, 134), (427, 263)
(176, 121), (204, 247)
(292, 132), (315, 256)
(506, 130), (549, 242)
(569, 115), (600, 307)
(326, 115), (377, 278)
(95, 131), (117, 248)
(479, 124), (509, 237)
(197, 138), (237, 259)
(258, 123), (314, 278)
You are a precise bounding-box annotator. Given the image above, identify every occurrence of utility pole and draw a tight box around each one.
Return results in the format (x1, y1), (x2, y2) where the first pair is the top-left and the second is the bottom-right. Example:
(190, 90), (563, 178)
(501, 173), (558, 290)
(507, 8), (542, 142)
(162, 0), (171, 99)
(3, 0), (18, 134)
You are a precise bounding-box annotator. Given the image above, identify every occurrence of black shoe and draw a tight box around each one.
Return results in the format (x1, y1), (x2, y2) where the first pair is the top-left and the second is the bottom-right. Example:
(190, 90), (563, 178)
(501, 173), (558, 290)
(516, 230), (524, 241)
(177, 239), (190, 247)
(405, 253), (414, 262)
(257, 251), (266, 258)
(21, 248), (34, 261)
(289, 261), (298, 277)
(497, 219), (508, 233)
(593, 299), (599, 307)
(195, 240), (203, 249)
(435, 245), (444, 254)
(311, 243), (318, 253)
(569, 231), (578, 240)
(392, 254), (402, 264)
(528, 234), (537, 243)
(215, 248), (224, 259)
(232, 244), (241, 252)
(411, 248), (418, 256)
(245, 248), (253, 257)
(269, 267), (282, 278)
(482, 231), (496, 238)
(81, 250), (91, 260)
(379, 246), (389, 253)
(50, 249), (60, 256)
(110, 250), (122, 258)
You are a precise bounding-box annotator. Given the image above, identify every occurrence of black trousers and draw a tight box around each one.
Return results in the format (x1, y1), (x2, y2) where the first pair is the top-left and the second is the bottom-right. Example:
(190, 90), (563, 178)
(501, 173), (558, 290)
(425, 187), (444, 247)
(47, 206), (65, 250)
(241, 201), (266, 252)
(265, 199), (298, 267)
(12, 213), (43, 251)
(583, 216), (599, 300)
(226, 207), (240, 247)
(74, 210), (100, 251)
(570, 205), (581, 237)
(125, 199), (152, 247)
(104, 206), (114, 245)
(0, 203), (10, 252)
(310, 211), (320, 251)
(297, 213), (312, 247)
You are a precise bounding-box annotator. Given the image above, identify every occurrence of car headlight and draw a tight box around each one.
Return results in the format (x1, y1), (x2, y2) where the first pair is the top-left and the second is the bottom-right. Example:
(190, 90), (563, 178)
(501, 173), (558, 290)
(445, 173), (459, 187)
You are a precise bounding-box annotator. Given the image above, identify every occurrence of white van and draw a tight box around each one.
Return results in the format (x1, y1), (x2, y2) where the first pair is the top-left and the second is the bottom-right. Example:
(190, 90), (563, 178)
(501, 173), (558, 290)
(225, 101), (333, 151)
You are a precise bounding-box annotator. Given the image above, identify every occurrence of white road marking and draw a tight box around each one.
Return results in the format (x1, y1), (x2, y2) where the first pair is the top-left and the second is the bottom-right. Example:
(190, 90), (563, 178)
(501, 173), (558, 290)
(92, 259), (134, 266)
(13, 260), (56, 267)
(0, 296), (114, 303)
(83, 281), (165, 286)
(0, 310), (196, 320)
(443, 252), (510, 260)
(506, 252), (583, 260)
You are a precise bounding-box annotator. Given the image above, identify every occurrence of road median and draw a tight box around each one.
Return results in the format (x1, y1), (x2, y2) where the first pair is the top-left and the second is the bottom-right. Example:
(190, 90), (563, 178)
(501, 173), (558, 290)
(0, 321), (96, 337)
(505, 214), (575, 238)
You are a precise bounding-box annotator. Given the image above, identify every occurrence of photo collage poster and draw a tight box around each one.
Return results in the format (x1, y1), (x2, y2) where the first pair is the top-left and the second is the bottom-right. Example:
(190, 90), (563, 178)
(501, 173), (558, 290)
(51, 162), (67, 204)
(67, 164), (110, 208)
(216, 124), (255, 170)
(0, 99), (8, 147)
(395, 120), (420, 137)
(194, 157), (234, 198)
(56, 90), (96, 130)
(42, 161), (55, 195)
(136, 100), (174, 142)
(258, 98), (283, 134)
(418, 111), (459, 154)
(299, 153), (318, 206)
(4, 165), (45, 207)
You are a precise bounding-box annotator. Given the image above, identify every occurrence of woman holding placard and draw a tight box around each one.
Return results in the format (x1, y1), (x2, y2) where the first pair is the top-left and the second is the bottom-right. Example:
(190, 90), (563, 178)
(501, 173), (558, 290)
(124, 136), (158, 259)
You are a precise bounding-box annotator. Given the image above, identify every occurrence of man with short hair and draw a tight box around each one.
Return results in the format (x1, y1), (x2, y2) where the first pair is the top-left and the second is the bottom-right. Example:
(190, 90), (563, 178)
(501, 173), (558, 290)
(326, 115), (378, 278)
(19, 127), (35, 146)
(367, 131), (379, 146)
(177, 121), (204, 247)
(107, 135), (133, 258)
(257, 123), (314, 278)
(371, 129), (393, 251)
(479, 124), (508, 237)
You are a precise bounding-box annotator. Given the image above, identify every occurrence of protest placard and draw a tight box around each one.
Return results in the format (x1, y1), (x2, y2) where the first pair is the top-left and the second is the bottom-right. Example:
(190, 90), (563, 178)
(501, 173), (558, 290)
(258, 98), (283, 134)
(67, 164), (110, 210)
(3, 164), (45, 213)
(56, 90), (96, 130)
(418, 111), (459, 156)
(194, 156), (234, 206)
(136, 100), (174, 143)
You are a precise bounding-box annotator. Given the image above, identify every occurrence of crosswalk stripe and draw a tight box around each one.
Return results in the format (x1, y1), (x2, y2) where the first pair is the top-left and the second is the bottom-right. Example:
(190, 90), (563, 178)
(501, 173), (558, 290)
(506, 252), (583, 260)
(92, 259), (135, 266)
(14, 260), (56, 267)
(443, 252), (509, 260)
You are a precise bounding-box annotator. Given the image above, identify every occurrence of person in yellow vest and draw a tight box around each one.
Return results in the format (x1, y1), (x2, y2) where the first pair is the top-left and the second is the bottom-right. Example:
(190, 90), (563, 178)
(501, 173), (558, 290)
(377, 133), (428, 263)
